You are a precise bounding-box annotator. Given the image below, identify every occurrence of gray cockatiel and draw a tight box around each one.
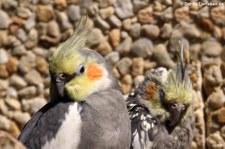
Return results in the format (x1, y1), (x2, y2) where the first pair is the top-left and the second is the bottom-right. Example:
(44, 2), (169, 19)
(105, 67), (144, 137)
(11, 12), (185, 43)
(18, 12), (131, 149)
(127, 42), (194, 149)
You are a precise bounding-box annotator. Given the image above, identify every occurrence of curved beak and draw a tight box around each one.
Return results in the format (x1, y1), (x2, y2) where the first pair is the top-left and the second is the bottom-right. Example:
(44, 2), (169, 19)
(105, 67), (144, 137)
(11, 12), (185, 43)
(55, 75), (65, 97)
(168, 104), (185, 127)
(56, 82), (65, 97)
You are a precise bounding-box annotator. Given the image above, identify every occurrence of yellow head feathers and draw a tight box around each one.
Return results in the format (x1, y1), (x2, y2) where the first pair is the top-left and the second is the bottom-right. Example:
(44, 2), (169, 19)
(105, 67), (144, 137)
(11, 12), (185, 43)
(49, 10), (92, 74)
(163, 41), (192, 104)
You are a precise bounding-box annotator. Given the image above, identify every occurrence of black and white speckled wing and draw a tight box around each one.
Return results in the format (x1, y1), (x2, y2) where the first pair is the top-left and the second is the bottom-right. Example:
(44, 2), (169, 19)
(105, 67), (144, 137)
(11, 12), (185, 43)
(127, 66), (194, 149)
(127, 96), (158, 149)
(126, 67), (168, 149)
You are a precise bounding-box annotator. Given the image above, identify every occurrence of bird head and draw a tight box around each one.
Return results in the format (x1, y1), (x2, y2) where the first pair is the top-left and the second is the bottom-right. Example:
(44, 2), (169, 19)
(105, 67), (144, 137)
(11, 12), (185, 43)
(139, 42), (193, 131)
(49, 13), (115, 102)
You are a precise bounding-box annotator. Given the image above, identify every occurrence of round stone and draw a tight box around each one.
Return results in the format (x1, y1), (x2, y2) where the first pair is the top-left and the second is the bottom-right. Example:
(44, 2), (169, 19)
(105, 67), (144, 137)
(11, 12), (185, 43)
(67, 5), (80, 22)
(0, 49), (8, 64)
(0, 10), (10, 29)
(116, 57), (132, 76)
(114, 0), (134, 19)
(131, 38), (154, 58)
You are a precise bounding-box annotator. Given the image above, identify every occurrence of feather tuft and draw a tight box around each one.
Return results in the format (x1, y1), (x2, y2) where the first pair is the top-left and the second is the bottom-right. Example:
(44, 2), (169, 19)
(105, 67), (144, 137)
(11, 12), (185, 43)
(60, 9), (92, 57)
(52, 8), (92, 62)
(164, 40), (192, 104)
(177, 40), (186, 82)
(49, 8), (92, 73)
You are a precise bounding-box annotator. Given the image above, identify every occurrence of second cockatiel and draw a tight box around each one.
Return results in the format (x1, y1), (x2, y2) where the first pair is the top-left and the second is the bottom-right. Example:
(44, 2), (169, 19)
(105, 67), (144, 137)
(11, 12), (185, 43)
(127, 42), (194, 149)
(18, 12), (131, 149)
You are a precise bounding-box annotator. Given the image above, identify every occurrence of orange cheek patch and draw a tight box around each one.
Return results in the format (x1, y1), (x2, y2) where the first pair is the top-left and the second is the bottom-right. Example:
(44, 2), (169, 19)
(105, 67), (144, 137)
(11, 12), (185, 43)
(144, 82), (157, 100)
(87, 65), (104, 80)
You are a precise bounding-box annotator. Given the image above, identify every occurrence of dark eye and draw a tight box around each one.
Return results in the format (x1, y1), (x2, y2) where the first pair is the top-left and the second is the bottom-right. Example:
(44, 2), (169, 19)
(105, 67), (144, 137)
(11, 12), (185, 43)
(59, 73), (66, 80)
(171, 103), (177, 109)
(78, 65), (85, 74)
(56, 73), (67, 83)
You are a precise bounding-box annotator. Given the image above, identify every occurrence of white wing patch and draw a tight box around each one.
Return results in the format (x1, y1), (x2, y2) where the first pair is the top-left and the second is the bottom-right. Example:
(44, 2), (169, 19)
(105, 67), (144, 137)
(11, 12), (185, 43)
(43, 103), (82, 149)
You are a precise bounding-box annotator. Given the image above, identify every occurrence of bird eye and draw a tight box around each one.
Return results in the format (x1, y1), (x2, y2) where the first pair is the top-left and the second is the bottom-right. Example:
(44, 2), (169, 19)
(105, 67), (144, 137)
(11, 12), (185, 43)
(58, 73), (66, 82)
(78, 65), (85, 74)
(171, 103), (177, 109)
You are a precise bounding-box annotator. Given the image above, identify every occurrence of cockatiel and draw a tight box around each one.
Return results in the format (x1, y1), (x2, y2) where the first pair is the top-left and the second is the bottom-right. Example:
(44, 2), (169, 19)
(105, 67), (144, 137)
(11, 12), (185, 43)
(127, 42), (194, 149)
(18, 11), (131, 149)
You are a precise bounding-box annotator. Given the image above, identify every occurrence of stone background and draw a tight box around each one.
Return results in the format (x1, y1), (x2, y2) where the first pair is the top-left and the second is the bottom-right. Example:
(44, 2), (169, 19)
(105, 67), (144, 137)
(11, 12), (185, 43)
(0, 0), (224, 148)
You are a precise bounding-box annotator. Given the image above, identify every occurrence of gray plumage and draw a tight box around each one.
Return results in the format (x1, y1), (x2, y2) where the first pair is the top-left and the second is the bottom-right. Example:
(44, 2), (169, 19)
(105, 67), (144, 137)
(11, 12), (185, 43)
(78, 89), (131, 149)
(18, 9), (131, 149)
(18, 48), (131, 148)
(18, 100), (74, 148)
(127, 68), (194, 149)
(18, 88), (131, 149)
(127, 42), (194, 149)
